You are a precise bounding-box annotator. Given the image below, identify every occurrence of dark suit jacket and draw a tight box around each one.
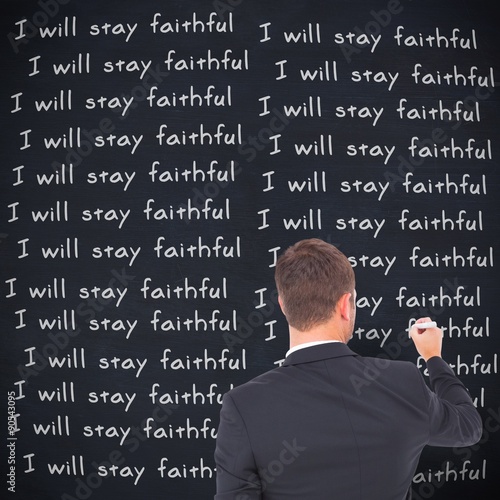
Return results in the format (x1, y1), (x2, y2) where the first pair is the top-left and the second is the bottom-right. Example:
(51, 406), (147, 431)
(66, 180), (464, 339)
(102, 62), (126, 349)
(214, 343), (482, 500)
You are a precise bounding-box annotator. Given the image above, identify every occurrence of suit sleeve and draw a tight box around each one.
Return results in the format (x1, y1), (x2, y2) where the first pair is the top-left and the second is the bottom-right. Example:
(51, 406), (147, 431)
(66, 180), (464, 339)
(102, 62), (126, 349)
(214, 393), (262, 499)
(423, 356), (482, 447)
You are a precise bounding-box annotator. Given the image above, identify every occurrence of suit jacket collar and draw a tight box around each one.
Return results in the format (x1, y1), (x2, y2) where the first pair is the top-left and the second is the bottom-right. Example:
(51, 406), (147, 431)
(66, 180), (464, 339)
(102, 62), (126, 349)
(283, 342), (357, 366)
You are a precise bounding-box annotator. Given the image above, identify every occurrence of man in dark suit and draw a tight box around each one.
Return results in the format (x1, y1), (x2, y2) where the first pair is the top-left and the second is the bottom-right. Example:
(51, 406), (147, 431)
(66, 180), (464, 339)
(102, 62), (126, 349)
(214, 238), (482, 499)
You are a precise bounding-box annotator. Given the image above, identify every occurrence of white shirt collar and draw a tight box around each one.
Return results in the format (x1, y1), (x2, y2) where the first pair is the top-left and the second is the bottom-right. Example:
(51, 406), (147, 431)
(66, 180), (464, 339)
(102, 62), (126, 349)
(286, 340), (341, 358)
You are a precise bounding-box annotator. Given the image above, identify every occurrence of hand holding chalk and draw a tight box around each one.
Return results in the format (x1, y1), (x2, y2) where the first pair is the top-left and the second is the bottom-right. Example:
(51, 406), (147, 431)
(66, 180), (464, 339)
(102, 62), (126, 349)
(409, 318), (443, 361)
(413, 321), (437, 330)
(408, 321), (437, 337)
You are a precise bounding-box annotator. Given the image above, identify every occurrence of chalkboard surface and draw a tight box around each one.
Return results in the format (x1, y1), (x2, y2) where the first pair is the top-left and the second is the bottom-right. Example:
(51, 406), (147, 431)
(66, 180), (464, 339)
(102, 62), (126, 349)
(1, 0), (498, 498)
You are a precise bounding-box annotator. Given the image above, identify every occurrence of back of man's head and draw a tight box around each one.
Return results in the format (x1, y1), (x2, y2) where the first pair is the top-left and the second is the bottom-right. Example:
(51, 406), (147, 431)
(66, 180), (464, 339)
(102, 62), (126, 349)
(275, 239), (355, 331)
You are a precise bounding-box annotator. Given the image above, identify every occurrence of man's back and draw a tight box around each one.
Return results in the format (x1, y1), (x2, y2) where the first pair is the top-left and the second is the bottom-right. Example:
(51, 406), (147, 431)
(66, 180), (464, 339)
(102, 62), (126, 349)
(215, 343), (481, 499)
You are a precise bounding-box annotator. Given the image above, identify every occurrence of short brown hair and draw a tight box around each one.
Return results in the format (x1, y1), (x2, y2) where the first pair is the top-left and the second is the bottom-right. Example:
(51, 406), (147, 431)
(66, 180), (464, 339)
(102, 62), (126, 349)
(275, 239), (355, 331)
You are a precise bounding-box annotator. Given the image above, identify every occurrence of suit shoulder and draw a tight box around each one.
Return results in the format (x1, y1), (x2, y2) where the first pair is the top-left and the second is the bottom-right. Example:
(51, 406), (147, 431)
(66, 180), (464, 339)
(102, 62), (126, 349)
(360, 355), (424, 381)
(361, 355), (417, 370)
(224, 366), (285, 399)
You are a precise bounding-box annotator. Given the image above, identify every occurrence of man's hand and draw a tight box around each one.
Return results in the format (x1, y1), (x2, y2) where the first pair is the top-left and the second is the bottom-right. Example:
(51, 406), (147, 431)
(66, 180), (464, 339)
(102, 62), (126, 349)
(410, 317), (443, 361)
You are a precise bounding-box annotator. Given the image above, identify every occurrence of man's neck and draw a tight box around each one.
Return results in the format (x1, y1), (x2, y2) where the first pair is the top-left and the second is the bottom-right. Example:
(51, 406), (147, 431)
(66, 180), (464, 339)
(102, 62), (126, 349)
(288, 321), (346, 350)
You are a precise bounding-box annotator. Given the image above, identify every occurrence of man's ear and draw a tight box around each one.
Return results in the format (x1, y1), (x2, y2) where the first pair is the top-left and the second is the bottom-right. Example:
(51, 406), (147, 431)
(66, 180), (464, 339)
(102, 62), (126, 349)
(278, 295), (285, 314)
(338, 292), (352, 321)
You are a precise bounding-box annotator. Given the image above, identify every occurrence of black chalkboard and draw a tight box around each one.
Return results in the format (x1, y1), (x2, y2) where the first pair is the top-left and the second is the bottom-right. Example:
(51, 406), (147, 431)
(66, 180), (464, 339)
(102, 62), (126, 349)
(1, 0), (499, 498)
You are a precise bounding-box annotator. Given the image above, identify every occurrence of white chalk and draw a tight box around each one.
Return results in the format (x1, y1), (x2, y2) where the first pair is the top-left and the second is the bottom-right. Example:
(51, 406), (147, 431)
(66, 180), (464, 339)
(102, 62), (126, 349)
(408, 320), (438, 337)
(413, 321), (437, 330)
